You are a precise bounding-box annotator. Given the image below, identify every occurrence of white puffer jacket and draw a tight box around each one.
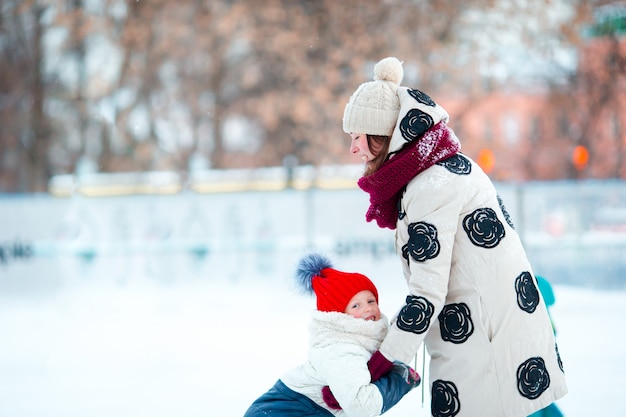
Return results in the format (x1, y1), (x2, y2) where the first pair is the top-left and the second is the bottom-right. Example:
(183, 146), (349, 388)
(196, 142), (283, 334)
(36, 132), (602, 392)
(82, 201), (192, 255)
(281, 311), (389, 417)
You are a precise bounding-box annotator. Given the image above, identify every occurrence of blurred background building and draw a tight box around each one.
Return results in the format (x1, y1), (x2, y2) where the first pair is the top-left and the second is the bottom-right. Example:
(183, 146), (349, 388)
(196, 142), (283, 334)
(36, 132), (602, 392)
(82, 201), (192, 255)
(0, 0), (625, 193)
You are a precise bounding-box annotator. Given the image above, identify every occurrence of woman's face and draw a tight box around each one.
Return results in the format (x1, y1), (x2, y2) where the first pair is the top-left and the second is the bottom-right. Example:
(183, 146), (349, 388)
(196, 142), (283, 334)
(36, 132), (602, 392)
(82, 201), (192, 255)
(349, 133), (375, 163)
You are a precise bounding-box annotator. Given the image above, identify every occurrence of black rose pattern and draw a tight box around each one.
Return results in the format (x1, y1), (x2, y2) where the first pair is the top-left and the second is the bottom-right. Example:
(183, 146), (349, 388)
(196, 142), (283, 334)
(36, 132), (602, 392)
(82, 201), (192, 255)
(497, 194), (516, 229)
(402, 222), (440, 264)
(515, 271), (540, 313)
(399, 108), (435, 142)
(436, 154), (472, 175)
(556, 343), (564, 372)
(438, 303), (474, 344)
(462, 207), (506, 248)
(396, 295), (435, 334)
(517, 357), (550, 400)
(408, 89), (436, 106)
(431, 380), (461, 417)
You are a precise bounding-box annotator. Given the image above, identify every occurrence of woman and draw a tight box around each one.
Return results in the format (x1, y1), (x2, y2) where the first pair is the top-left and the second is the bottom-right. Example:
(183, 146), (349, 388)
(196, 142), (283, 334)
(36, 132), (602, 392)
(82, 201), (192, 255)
(340, 57), (567, 416)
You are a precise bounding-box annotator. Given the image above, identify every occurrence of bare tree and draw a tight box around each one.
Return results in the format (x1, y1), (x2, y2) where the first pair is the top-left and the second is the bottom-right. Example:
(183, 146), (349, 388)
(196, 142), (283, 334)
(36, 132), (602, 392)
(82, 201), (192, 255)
(0, 0), (52, 192)
(1, 0), (623, 192)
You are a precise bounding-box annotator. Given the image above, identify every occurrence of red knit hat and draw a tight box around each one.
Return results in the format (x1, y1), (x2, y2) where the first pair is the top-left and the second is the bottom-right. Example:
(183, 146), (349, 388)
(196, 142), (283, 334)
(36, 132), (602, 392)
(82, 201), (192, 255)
(296, 253), (379, 313)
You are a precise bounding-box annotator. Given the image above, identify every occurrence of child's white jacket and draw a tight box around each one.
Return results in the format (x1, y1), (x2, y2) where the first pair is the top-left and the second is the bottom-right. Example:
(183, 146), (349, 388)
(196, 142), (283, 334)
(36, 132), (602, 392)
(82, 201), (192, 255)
(281, 311), (390, 417)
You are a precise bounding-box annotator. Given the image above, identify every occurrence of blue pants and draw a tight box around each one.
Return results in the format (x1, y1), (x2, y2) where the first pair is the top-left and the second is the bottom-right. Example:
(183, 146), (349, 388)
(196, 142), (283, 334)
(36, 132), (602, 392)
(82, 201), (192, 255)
(244, 379), (334, 417)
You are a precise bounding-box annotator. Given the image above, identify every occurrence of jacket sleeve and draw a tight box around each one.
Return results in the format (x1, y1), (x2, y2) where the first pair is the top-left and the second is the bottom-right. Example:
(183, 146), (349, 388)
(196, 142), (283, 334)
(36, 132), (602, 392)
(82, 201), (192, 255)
(311, 345), (385, 417)
(379, 169), (466, 364)
(372, 362), (420, 413)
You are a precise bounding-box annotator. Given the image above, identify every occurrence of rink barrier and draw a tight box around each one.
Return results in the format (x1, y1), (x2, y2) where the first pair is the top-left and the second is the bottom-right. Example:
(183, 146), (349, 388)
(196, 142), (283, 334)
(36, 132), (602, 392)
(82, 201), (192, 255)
(47, 165), (363, 197)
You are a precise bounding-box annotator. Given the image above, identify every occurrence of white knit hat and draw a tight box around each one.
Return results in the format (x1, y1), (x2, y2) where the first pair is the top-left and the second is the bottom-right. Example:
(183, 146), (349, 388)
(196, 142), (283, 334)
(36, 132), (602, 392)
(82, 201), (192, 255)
(342, 57), (403, 136)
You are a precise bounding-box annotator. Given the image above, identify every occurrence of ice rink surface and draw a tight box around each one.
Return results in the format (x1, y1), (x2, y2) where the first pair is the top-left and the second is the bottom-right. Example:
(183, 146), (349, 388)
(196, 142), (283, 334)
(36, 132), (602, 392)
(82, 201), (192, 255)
(1, 272), (624, 417)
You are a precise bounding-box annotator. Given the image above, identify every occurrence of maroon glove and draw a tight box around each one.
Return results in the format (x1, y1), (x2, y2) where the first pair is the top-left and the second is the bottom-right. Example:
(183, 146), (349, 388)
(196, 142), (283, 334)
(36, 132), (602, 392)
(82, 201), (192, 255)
(322, 385), (341, 410)
(367, 350), (394, 382)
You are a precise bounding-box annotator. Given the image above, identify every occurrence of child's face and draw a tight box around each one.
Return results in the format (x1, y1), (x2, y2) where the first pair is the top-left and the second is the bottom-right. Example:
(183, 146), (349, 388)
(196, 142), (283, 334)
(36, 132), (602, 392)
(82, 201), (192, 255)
(344, 290), (381, 321)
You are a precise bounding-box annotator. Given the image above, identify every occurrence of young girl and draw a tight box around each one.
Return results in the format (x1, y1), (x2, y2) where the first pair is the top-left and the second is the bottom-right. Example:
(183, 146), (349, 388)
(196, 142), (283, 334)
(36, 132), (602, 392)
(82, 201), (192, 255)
(342, 56), (567, 416)
(243, 253), (420, 417)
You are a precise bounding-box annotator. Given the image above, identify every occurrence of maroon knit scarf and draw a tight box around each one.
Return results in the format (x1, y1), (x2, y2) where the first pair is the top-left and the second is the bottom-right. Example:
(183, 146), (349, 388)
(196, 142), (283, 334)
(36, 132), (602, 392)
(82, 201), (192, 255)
(358, 122), (460, 230)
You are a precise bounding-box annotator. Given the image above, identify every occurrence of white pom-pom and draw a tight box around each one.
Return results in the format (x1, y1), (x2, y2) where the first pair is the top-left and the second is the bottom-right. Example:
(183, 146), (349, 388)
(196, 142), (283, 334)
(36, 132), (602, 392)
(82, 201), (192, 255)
(373, 57), (403, 85)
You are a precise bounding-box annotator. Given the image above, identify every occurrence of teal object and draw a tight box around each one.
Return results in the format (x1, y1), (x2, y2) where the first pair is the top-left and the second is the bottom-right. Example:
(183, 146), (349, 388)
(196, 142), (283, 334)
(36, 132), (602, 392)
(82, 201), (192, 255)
(528, 402), (564, 417)
(528, 277), (562, 417)
(536, 276), (555, 307)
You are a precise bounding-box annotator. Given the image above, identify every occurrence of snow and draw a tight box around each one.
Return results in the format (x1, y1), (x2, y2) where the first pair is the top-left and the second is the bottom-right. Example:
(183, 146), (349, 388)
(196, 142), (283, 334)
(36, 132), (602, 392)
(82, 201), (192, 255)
(0, 273), (624, 417)
(1, 186), (625, 416)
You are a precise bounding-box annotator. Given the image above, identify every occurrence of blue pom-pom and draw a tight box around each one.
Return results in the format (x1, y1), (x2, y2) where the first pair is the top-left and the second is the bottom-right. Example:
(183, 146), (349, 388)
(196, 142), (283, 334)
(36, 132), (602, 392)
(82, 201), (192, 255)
(295, 253), (333, 294)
